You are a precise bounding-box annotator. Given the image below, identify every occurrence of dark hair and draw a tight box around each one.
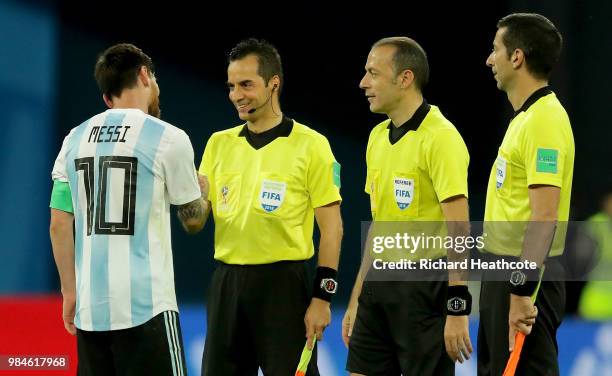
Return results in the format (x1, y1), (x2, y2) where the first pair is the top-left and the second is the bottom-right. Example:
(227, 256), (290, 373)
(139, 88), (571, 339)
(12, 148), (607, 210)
(497, 13), (563, 79)
(94, 43), (154, 99)
(228, 38), (284, 93)
(372, 36), (429, 91)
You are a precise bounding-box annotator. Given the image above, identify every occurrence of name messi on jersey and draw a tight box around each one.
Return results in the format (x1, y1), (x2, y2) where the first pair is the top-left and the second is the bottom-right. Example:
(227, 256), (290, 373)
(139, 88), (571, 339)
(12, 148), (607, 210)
(88, 125), (130, 143)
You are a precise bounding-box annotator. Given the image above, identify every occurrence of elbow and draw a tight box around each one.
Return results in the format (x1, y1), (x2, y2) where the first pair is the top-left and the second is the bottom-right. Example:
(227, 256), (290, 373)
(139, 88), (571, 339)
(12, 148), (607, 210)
(183, 219), (205, 234)
(50, 218), (71, 238)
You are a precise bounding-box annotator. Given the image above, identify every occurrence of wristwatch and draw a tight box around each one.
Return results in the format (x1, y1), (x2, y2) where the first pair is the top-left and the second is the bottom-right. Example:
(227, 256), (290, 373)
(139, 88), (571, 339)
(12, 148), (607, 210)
(510, 270), (527, 286)
(447, 297), (467, 314)
(320, 278), (338, 294)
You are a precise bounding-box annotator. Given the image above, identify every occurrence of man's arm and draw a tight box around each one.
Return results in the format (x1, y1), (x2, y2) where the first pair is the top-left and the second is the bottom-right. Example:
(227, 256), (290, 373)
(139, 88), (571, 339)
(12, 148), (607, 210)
(342, 222), (374, 347)
(49, 208), (77, 335)
(176, 174), (211, 234)
(508, 185), (559, 350)
(304, 201), (343, 349)
(441, 195), (473, 363)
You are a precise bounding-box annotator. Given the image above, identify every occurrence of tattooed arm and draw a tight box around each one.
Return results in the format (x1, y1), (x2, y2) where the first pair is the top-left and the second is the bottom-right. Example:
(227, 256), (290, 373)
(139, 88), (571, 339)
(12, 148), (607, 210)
(177, 175), (211, 234)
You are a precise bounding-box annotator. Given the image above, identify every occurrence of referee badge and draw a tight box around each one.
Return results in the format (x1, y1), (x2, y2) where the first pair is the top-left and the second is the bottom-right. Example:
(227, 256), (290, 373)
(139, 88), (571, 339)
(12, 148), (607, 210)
(394, 177), (414, 210)
(260, 179), (286, 212)
(496, 157), (507, 189)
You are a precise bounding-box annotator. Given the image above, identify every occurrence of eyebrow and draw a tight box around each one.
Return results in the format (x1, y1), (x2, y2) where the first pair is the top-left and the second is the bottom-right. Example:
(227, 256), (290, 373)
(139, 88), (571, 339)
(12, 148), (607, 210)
(226, 80), (254, 87)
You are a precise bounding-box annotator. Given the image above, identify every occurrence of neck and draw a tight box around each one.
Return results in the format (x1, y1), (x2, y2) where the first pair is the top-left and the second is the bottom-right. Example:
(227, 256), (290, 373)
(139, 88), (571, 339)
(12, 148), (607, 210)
(247, 99), (283, 134)
(506, 74), (549, 111)
(388, 91), (423, 127)
(110, 90), (149, 114)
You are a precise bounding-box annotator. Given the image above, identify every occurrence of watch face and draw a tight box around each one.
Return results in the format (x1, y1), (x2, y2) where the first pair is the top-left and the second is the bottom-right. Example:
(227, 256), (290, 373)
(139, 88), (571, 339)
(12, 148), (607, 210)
(510, 270), (526, 286)
(447, 297), (466, 313)
(320, 278), (337, 294)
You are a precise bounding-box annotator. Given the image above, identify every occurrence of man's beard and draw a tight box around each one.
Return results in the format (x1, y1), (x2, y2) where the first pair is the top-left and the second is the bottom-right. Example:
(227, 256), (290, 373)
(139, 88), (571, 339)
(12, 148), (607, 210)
(149, 99), (161, 118)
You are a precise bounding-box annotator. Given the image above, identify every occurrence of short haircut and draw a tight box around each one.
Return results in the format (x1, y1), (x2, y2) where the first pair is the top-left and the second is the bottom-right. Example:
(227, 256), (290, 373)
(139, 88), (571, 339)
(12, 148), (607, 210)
(94, 43), (154, 99)
(372, 36), (429, 91)
(497, 13), (563, 79)
(228, 38), (284, 92)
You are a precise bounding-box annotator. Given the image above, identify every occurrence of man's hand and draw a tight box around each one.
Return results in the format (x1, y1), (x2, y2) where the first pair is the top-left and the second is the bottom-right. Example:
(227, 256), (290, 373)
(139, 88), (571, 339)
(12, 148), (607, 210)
(198, 174), (210, 200)
(62, 292), (77, 336)
(508, 294), (538, 351)
(342, 303), (358, 348)
(444, 315), (473, 363)
(304, 298), (331, 350)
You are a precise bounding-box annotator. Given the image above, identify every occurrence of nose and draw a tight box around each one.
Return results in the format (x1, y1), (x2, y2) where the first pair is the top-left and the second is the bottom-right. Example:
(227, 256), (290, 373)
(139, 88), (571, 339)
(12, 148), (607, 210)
(229, 86), (243, 102)
(486, 52), (494, 67)
(359, 73), (369, 90)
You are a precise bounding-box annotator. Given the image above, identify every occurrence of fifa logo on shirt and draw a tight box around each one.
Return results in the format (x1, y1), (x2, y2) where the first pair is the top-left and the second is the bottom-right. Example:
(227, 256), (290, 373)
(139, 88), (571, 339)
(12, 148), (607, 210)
(394, 178), (414, 210)
(260, 179), (286, 212)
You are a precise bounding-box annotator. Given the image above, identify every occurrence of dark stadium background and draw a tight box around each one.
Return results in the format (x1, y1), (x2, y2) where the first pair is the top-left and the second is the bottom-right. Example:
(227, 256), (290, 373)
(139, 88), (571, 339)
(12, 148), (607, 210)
(1, 1), (611, 374)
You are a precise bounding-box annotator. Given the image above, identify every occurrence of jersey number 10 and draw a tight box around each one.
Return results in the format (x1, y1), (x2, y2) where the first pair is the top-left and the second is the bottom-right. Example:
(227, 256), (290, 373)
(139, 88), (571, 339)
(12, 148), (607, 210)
(74, 156), (138, 236)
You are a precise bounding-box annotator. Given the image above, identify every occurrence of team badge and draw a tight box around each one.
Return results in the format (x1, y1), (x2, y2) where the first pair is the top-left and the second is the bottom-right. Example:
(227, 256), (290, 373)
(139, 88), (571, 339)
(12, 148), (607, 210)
(394, 177), (414, 210)
(260, 179), (286, 212)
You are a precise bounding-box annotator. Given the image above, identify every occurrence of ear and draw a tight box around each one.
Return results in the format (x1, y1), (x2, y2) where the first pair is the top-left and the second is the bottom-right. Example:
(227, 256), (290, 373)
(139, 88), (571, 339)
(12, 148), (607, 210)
(102, 93), (113, 109)
(399, 69), (415, 89)
(270, 75), (281, 91)
(511, 49), (525, 69)
(138, 66), (151, 87)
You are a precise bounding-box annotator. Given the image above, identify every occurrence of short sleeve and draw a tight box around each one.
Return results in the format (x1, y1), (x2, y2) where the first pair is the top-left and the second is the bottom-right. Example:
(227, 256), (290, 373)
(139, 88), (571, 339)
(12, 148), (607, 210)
(428, 129), (470, 202)
(161, 130), (201, 205)
(521, 113), (567, 188)
(307, 135), (342, 208)
(51, 131), (74, 183)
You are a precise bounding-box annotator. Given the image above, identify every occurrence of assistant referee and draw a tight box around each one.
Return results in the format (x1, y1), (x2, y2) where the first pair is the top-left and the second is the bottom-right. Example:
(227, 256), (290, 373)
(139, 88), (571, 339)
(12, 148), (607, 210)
(479, 13), (575, 375)
(198, 38), (343, 376)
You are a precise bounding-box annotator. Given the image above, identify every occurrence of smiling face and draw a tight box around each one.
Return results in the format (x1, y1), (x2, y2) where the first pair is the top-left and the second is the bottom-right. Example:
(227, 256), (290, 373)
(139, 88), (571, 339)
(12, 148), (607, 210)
(486, 27), (515, 91)
(227, 54), (275, 121)
(359, 45), (403, 115)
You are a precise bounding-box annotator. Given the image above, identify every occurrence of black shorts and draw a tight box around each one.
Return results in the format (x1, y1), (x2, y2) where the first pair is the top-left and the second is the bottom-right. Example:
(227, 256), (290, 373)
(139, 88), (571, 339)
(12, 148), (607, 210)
(202, 261), (319, 376)
(477, 257), (565, 376)
(346, 280), (454, 376)
(77, 310), (186, 376)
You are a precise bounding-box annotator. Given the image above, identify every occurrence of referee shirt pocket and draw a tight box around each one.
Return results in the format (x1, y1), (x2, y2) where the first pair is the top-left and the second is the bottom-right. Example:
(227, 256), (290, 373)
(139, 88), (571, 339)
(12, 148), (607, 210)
(391, 171), (419, 217)
(252, 172), (295, 220)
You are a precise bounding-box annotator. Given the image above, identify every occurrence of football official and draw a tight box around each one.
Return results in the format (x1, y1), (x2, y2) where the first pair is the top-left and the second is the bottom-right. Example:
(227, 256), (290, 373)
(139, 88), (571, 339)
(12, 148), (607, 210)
(344, 37), (472, 376)
(479, 13), (575, 375)
(198, 38), (343, 376)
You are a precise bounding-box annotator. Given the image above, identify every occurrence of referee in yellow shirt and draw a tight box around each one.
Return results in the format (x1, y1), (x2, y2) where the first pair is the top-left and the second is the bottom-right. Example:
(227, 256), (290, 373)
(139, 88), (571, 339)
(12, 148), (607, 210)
(198, 38), (343, 376)
(343, 37), (472, 375)
(478, 14), (575, 375)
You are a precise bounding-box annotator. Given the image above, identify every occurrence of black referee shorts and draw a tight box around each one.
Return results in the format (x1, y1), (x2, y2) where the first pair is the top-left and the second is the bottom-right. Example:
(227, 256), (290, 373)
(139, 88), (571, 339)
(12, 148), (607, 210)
(346, 280), (454, 376)
(77, 310), (187, 376)
(478, 257), (565, 376)
(202, 260), (319, 376)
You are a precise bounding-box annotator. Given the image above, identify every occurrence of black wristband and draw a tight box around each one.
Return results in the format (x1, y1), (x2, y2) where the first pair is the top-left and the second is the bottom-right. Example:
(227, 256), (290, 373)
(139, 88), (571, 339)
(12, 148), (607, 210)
(312, 266), (337, 302)
(446, 285), (472, 316)
(509, 268), (541, 297)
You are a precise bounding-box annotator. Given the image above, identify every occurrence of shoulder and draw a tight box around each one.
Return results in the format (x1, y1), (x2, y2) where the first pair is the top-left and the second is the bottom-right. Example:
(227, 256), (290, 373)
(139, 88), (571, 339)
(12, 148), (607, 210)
(290, 120), (332, 146)
(420, 105), (459, 134)
(367, 119), (392, 140)
(525, 94), (570, 125)
(207, 124), (244, 144)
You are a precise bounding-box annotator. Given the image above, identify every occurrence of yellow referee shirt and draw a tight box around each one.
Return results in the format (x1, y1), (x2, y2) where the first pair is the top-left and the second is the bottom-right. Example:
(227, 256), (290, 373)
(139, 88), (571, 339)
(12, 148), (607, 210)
(366, 102), (470, 260)
(199, 117), (341, 265)
(483, 88), (574, 257)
